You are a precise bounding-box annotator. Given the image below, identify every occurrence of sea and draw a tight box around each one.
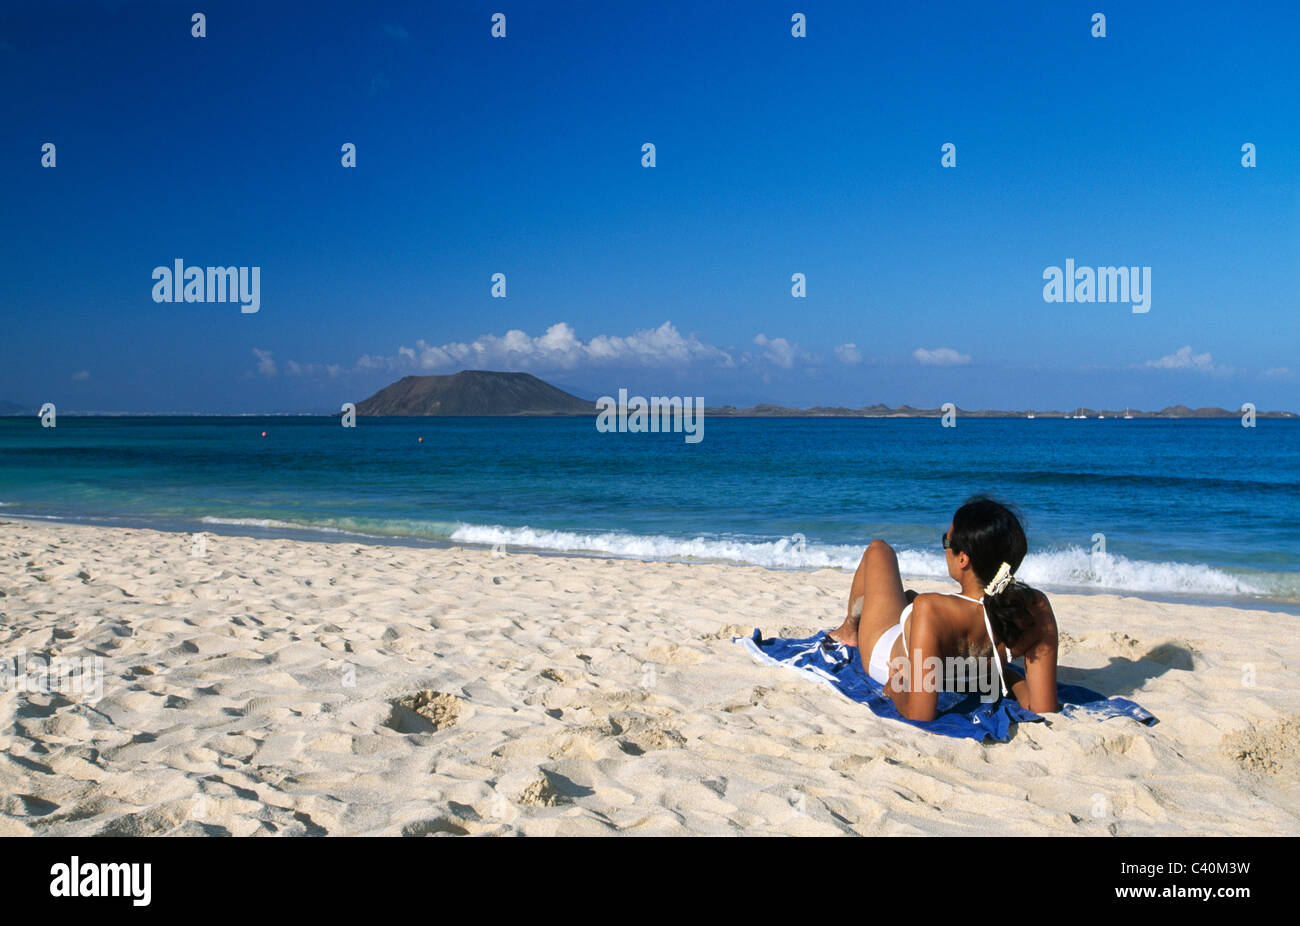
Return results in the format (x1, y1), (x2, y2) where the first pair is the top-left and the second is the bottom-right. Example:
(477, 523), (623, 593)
(1, 416), (1297, 608)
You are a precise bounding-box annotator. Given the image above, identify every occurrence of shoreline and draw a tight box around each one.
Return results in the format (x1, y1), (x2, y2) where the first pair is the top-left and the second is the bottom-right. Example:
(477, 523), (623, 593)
(3, 513), (1297, 617)
(1, 517), (1297, 835)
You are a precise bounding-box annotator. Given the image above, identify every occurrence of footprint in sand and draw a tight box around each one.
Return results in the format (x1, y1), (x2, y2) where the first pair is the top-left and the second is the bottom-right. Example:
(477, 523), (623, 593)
(385, 690), (464, 734)
(702, 623), (752, 642)
(1221, 714), (1300, 777)
(607, 714), (686, 755)
(721, 685), (770, 713)
(518, 768), (595, 807)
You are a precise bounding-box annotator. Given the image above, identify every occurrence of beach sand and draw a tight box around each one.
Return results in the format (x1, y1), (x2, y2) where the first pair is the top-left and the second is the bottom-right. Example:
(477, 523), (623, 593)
(1, 518), (1296, 836)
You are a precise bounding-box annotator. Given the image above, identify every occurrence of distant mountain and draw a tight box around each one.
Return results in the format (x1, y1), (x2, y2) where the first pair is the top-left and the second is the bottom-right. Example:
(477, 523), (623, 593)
(353, 370), (595, 416)
(351, 373), (1296, 418)
(4, 380), (1293, 419)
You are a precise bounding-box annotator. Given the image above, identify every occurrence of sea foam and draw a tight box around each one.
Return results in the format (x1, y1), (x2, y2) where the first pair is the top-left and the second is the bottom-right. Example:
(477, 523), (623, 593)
(449, 524), (1287, 600)
(186, 515), (1293, 601)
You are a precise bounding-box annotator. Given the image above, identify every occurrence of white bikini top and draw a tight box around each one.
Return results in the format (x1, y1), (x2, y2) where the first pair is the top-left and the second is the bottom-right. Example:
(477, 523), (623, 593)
(899, 592), (1011, 698)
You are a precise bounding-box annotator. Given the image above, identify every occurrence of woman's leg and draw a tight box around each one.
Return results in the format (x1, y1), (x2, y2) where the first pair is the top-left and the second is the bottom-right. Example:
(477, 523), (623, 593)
(829, 540), (908, 648)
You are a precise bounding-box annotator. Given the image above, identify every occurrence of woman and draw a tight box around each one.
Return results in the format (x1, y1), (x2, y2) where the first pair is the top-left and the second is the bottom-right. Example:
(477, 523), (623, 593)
(828, 496), (1059, 722)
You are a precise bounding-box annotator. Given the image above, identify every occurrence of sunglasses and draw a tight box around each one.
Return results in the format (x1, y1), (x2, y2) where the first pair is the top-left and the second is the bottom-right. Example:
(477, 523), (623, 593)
(942, 531), (954, 551)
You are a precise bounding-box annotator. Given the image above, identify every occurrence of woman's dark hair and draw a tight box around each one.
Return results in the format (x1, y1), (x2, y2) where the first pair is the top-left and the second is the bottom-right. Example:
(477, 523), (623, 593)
(947, 495), (1038, 649)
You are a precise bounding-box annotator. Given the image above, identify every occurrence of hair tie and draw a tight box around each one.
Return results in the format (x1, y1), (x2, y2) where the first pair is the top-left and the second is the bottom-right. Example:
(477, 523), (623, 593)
(984, 561), (1014, 596)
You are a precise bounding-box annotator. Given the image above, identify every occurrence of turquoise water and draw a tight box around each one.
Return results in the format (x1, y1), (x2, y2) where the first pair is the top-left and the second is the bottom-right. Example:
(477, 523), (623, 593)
(1, 416), (1296, 603)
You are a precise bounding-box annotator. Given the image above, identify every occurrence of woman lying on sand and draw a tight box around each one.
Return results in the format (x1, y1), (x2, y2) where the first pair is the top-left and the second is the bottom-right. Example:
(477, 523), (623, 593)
(828, 496), (1059, 722)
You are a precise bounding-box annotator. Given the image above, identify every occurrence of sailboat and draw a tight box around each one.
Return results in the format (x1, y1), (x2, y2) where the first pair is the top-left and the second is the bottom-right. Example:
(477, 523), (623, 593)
(1026, 411), (1035, 419)
(1123, 408), (1134, 419)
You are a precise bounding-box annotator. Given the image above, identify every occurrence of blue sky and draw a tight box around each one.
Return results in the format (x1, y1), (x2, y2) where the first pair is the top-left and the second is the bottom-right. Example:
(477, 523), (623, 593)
(1, 0), (1296, 413)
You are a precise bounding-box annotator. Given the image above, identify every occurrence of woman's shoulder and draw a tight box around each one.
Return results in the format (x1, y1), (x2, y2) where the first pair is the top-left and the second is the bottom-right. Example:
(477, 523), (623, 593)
(910, 591), (946, 608)
(911, 592), (971, 618)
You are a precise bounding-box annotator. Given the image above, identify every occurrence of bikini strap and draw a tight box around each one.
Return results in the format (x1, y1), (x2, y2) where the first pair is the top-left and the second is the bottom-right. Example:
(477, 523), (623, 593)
(978, 598), (1010, 698)
(945, 592), (1010, 698)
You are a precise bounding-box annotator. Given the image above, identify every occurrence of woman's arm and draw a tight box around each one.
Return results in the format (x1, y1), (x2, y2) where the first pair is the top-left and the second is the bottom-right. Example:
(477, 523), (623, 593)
(1019, 592), (1059, 713)
(885, 599), (941, 721)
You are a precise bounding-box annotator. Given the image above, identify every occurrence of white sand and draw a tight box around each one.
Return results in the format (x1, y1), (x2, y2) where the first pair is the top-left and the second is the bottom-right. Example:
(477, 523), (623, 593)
(1, 518), (1296, 836)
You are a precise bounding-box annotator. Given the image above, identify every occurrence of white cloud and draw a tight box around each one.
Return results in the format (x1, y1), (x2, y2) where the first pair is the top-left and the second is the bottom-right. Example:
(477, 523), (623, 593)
(750, 333), (816, 369)
(753, 333), (800, 369)
(288, 322), (846, 381)
(329, 321), (734, 377)
(252, 348), (277, 378)
(1261, 366), (1294, 381)
(284, 360), (341, 378)
(834, 343), (862, 364)
(71, 370), (90, 381)
(913, 347), (971, 366)
(1144, 345), (1222, 374)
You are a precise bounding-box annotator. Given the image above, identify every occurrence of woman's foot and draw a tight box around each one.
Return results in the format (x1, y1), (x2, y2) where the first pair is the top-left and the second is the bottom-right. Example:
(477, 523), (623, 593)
(829, 594), (865, 647)
(833, 591), (914, 647)
(827, 627), (857, 647)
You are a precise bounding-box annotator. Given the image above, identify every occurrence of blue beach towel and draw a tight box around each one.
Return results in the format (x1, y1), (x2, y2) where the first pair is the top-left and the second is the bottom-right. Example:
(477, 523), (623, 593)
(735, 629), (1157, 743)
